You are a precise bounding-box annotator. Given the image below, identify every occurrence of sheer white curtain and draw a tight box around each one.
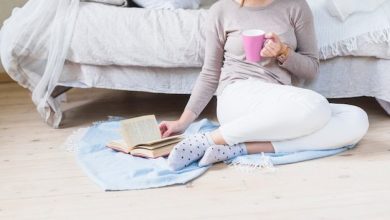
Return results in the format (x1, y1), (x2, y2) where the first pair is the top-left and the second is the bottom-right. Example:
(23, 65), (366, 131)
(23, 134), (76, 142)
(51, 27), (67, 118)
(0, 0), (79, 127)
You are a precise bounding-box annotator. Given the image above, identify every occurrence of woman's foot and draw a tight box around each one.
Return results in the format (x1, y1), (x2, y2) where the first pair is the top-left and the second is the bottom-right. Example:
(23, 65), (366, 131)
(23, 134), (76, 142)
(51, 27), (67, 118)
(198, 143), (247, 167)
(167, 133), (215, 171)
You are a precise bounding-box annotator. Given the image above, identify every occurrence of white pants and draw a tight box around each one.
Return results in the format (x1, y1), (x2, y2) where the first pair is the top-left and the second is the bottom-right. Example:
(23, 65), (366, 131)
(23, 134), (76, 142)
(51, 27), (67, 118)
(217, 79), (369, 153)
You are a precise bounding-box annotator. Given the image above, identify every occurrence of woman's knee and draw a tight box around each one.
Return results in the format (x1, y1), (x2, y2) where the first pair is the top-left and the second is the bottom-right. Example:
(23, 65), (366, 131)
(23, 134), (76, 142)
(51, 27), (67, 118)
(342, 105), (369, 142)
(290, 91), (332, 132)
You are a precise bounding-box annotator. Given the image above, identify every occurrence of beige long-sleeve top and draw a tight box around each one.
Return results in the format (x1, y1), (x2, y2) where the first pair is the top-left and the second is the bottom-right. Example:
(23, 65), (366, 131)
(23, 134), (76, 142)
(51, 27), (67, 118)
(185, 0), (319, 117)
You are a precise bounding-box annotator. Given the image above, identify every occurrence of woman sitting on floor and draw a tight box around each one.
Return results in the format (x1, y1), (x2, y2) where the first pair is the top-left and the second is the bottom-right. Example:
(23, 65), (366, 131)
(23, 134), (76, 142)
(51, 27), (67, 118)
(159, 0), (369, 170)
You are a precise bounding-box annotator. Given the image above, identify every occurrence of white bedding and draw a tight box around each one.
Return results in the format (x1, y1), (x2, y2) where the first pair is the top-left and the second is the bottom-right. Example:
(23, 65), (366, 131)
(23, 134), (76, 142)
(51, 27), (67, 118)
(326, 0), (388, 21)
(60, 63), (200, 94)
(58, 58), (390, 103)
(308, 0), (390, 60)
(66, 0), (390, 66)
(3, 0), (390, 70)
(68, 2), (207, 67)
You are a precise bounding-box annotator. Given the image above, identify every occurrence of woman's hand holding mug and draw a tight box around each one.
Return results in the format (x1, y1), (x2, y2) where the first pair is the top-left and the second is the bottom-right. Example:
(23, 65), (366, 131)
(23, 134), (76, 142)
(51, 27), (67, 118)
(261, 32), (286, 58)
(242, 30), (288, 62)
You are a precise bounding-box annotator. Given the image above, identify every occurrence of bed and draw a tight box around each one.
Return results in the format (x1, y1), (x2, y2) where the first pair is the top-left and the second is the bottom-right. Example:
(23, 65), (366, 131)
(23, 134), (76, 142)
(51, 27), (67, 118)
(1, 0), (390, 127)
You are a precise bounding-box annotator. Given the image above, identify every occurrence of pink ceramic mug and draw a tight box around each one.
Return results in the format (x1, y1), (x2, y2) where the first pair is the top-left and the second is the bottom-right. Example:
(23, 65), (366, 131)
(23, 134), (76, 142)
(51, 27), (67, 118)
(242, 29), (266, 62)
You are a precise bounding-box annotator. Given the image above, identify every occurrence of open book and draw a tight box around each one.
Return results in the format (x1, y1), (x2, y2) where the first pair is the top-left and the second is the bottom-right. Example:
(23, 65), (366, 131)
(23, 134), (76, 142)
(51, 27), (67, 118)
(106, 115), (184, 158)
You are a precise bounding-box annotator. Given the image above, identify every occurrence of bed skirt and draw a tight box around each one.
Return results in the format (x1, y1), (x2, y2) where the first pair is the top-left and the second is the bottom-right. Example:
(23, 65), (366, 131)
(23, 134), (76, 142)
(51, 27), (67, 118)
(59, 57), (390, 100)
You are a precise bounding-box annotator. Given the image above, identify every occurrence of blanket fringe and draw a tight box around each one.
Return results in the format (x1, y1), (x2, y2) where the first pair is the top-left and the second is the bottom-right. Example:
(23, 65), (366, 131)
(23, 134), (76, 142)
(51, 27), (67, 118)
(63, 127), (89, 152)
(63, 116), (124, 152)
(319, 28), (390, 60)
(227, 152), (276, 173)
(92, 115), (124, 127)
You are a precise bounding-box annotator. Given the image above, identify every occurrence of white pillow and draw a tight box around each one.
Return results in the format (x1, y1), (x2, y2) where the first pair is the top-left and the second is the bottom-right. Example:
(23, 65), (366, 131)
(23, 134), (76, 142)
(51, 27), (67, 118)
(133, 0), (201, 9)
(327, 0), (388, 21)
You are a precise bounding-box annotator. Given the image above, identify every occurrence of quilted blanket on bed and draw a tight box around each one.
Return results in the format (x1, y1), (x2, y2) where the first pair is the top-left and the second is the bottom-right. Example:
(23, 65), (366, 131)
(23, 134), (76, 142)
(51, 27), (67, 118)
(67, 3), (208, 67)
(309, 0), (390, 60)
(67, 0), (390, 66)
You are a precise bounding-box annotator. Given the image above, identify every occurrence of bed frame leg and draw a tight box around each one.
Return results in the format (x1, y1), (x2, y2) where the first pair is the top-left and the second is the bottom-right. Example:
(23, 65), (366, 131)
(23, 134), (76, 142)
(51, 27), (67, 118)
(51, 86), (72, 98)
(376, 98), (390, 116)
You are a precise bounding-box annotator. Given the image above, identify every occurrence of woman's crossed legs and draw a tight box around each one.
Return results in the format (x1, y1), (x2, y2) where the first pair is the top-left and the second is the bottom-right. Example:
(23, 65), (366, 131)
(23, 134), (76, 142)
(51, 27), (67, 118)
(168, 80), (369, 170)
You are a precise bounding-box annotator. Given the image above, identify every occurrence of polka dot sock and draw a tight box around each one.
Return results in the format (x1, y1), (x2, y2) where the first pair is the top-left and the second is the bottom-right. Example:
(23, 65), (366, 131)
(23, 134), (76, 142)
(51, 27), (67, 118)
(167, 133), (215, 171)
(198, 143), (247, 167)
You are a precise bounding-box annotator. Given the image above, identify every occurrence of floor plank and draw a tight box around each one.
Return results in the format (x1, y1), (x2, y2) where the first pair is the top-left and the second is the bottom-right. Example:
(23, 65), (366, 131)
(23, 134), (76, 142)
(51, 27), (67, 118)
(0, 82), (389, 220)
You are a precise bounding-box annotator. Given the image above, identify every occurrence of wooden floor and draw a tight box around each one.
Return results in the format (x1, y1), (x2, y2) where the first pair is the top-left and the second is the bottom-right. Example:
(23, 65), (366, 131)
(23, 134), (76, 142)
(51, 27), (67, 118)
(1, 82), (390, 220)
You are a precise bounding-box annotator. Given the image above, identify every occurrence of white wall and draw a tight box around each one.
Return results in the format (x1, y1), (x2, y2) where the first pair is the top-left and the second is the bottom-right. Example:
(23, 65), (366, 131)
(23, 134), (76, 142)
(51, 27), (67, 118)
(0, 0), (27, 73)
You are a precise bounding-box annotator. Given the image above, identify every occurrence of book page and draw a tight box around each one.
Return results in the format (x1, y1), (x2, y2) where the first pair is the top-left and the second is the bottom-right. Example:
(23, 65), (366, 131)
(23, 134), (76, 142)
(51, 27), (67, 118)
(136, 138), (183, 150)
(106, 139), (130, 153)
(143, 134), (185, 145)
(120, 115), (161, 149)
(130, 142), (176, 158)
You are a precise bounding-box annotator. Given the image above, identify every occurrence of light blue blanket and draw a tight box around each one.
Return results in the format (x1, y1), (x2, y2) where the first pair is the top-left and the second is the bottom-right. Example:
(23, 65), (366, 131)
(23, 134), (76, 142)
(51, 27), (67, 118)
(76, 118), (355, 191)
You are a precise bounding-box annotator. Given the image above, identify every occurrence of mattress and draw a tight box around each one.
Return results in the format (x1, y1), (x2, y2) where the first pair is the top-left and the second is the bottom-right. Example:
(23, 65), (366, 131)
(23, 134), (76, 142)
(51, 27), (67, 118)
(58, 57), (390, 103)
